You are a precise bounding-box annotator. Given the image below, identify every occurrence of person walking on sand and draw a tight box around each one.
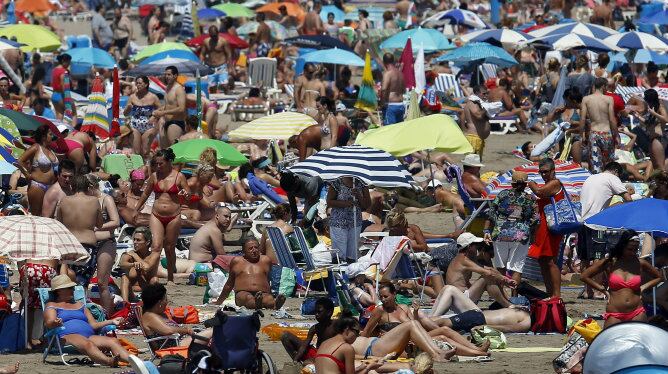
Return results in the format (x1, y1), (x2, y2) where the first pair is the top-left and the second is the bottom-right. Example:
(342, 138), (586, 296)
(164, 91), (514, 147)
(581, 77), (618, 174)
(153, 66), (186, 148)
(461, 85), (491, 160)
(381, 53), (406, 126)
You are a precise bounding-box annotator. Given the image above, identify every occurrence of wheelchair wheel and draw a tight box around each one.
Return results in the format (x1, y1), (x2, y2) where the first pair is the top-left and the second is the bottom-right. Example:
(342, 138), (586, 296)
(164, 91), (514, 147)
(256, 350), (277, 374)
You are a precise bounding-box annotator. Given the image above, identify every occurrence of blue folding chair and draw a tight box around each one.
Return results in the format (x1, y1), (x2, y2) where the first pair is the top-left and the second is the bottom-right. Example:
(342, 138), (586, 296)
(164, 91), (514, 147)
(37, 286), (85, 365)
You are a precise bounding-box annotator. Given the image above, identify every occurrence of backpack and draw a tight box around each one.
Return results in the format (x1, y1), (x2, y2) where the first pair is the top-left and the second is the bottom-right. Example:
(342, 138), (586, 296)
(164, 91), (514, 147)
(530, 298), (567, 334)
(0, 312), (25, 353)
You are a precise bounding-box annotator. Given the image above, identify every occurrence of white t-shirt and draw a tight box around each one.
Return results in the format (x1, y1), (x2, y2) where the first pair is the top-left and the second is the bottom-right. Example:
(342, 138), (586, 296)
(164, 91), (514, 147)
(580, 172), (627, 220)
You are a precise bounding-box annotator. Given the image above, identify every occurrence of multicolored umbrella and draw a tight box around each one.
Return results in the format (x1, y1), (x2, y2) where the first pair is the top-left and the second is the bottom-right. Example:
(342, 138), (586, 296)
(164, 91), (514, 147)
(0, 24), (61, 52)
(530, 33), (623, 52)
(228, 112), (317, 140)
(170, 139), (248, 166)
(604, 31), (668, 52)
(528, 22), (618, 39)
(422, 9), (487, 29)
(132, 42), (192, 62)
(0, 111), (67, 154)
(186, 33), (250, 50)
(355, 51), (377, 113)
(197, 8), (226, 20)
(483, 160), (591, 199)
(81, 75), (111, 139)
(127, 57), (212, 76)
(213, 3), (255, 18)
(461, 29), (533, 48)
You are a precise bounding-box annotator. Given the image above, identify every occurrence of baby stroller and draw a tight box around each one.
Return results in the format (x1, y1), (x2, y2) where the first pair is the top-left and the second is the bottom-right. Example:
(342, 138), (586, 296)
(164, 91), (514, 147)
(188, 311), (278, 374)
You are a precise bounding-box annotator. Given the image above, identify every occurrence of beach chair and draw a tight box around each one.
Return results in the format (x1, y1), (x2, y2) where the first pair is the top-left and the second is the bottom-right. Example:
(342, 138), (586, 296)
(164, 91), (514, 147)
(478, 63), (498, 82)
(435, 73), (466, 100)
(446, 164), (490, 234)
(229, 100), (271, 122)
(284, 84), (296, 111)
(489, 115), (519, 135)
(132, 304), (181, 361)
(248, 58), (279, 98)
(367, 236), (421, 294)
(294, 227), (344, 285)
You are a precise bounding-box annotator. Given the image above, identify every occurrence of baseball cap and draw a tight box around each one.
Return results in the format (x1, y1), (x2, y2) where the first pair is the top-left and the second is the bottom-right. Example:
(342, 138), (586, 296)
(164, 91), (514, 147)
(457, 232), (484, 248)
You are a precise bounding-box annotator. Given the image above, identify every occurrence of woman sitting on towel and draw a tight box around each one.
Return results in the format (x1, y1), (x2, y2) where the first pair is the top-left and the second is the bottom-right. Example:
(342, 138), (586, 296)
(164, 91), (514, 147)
(362, 283), (490, 357)
(43, 275), (129, 367)
(582, 231), (663, 328)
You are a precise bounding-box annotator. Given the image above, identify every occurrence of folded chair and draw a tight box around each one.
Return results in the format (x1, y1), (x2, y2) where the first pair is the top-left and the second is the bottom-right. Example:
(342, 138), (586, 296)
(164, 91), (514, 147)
(248, 58), (280, 99)
(293, 227), (343, 291)
(132, 304), (181, 361)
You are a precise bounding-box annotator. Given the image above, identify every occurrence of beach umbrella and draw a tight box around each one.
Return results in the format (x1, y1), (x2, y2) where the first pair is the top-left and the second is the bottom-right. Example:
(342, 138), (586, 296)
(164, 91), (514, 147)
(0, 115), (22, 151)
(0, 24), (61, 52)
(380, 27), (455, 53)
(483, 160), (591, 199)
(81, 75), (111, 139)
(0, 110), (67, 155)
(140, 49), (200, 65)
(355, 114), (473, 156)
(320, 5), (345, 22)
(186, 33), (250, 50)
(355, 51), (378, 113)
(604, 31), (668, 52)
(257, 2), (305, 20)
(67, 47), (116, 69)
(15, 0), (55, 14)
(0, 160), (16, 174)
(530, 33), (623, 52)
(228, 112), (317, 140)
(197, 8), (226, 20)
(631, 49), (668, 64)
(170, 139), (248, 166)
(0, 38), (24, 51)
(289, 145), (416, 188)
(285, 34), (352, 51)
(111, 66), (120, 136)
(300, 48), (364, 66)
(461, 28), (533, 48)
(237, 21), (294, 40)
(213, 3), (255, 18)
(127, 57), (213, 77)
(132, 42), (192, 62)
(421, 9), (487, 29)
(584, 198), (668, 237)
(528, 22), (618, 39)
(435, 42), (518, 68)
(0, 215), (90, 262)
(639, 9), (668, 25)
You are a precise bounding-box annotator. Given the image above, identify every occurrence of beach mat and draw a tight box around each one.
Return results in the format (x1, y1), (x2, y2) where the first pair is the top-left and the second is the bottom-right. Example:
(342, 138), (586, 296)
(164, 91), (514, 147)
(492, 347), (562, 353)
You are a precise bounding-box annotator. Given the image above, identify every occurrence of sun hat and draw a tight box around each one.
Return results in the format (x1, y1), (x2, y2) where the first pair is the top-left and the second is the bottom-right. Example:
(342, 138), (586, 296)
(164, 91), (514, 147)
(462, 154), (484, 168)
(50, 275), (77, 291)
(457, 232), (484, 248)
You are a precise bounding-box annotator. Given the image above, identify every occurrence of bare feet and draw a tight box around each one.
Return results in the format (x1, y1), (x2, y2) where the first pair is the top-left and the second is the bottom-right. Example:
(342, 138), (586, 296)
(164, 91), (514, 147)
(479, 339), (491, 352)
(433, 347), (457, 362)
(275, 294), (286, 310)
(254, 292), (264, 310)
(0, 362), (19, 374)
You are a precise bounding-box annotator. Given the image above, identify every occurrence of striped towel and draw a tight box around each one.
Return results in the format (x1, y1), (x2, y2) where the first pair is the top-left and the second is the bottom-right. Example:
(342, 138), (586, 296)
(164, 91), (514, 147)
(435, 73), (465, 99)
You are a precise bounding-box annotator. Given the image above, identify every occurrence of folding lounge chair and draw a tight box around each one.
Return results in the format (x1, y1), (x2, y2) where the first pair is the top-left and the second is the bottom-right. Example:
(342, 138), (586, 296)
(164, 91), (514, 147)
(132, 304), (181, 361)
(446, 164), (490, 234)
(294, 227), (343, 289)
(367, 236), (421, 295)
(435, 73), (466, 101)
(489, 115), (519, 135)
(478, 63), (498, 82)
(248, 58), (280, 99)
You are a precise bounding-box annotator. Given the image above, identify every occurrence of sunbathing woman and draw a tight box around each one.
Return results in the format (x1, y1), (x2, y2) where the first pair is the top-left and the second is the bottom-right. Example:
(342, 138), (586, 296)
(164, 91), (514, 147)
(43, 275), (129, 367)
(136, 149), (191, 284)
(183, 164), (216, 222)
(581, 231), (663, 328)
(362, 283), (490, 357)
(348, 274), (378, 308)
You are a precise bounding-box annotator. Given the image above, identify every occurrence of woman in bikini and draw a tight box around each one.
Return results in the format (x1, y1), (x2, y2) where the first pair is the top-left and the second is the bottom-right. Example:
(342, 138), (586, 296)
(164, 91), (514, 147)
(348, 274), (377, 307)
(136, 149), (190, 284)
(124, 75), (160, 158)
(316, 96), (338, 151)
(582, 231), (662, 328)
(362, 283), (490, 357)
(18, 125), (59, 215)
(183, 163), (216, 222)
(64, 127), (96, 172)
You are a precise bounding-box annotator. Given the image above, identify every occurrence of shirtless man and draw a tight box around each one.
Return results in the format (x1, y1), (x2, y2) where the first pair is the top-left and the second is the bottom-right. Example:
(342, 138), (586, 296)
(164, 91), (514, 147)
(41, 159), (75, 218)
(0, 77), (24, 109)
(381, 53), (405, 126)
(300, 1), (324, 35)
(188, 206), (236, 263)
(581, 77), (618, 174)
(214, 238), (287, 310)
(201, 25), (231, 70)
(154, 66), (186, 148)
(461, 154), (486, 199)
(56, 174), (103, 285)
(444, 233), (514, 307)
(113, 188), (150, 227)
(298, 63), (325, 119)
(178, 115), (208, 142)
(255, 13), (272, 58)
(403, 179), (467, 223)
(488, 78), (528, 133)
(461, 86), (491, 159)
(591, 0), (614, 28)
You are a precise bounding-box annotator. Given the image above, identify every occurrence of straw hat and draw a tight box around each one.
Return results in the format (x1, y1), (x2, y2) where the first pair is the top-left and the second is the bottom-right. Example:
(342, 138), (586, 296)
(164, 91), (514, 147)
(50, 275), (76, 291)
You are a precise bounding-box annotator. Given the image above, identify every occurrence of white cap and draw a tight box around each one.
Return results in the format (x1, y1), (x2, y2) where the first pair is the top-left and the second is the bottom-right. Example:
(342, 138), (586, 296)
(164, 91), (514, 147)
(457, 232), (484, 248)
(427, 179), (443, 189)
(462, 154), (484, 167)
(335, 102), (347, 112)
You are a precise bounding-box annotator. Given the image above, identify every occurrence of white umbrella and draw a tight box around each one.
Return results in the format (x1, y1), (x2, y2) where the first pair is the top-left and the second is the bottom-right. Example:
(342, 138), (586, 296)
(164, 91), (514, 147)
(604, 31), (668, 52)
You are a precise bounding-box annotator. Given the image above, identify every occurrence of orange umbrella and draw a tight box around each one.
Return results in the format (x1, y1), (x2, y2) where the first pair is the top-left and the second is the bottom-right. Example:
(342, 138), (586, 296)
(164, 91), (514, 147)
(15, 0), (56, 14)
(256, 2), (305, 20)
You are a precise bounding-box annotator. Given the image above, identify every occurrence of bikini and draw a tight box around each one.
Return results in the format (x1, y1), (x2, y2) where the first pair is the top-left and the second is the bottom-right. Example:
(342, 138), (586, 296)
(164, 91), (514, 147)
(315, 342), (346, 373)
(153, 180), (180, 227)
(603, 272), (645, 321)
(30, 145), (58, 191)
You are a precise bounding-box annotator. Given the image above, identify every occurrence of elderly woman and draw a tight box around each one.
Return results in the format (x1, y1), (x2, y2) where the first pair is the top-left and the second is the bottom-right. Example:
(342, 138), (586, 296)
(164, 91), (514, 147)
(43, 275), (129, 367)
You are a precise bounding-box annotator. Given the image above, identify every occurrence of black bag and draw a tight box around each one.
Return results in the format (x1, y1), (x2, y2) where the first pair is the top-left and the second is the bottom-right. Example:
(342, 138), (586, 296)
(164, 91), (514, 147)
(517, 281), (550, 301)
(159, 354), (187, 374)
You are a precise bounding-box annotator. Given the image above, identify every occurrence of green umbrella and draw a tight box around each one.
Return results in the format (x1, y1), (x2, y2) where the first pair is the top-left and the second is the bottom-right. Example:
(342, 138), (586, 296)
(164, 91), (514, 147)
(0, 24), (61, 52)
(170, 139), (248, 166)
(132, 42), (192, 62)
(0, 108), (44, 131)
(213, 3), (255, 18)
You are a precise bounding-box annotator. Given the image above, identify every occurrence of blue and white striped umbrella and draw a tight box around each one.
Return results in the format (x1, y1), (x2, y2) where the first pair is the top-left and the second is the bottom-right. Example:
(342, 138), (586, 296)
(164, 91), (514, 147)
(528, 22), (618, 39)
(604, 31), (668, 52)
(421, 9), (487, 29)
(461, 29), (533, 48)
(530, 33), (623, 52)
(289, 145), (415, 188)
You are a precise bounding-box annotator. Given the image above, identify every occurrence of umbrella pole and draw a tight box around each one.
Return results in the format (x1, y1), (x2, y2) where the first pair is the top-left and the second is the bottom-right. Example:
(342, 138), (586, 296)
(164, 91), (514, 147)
(427, 150), (435, 182)
(652, 233), (657, 315)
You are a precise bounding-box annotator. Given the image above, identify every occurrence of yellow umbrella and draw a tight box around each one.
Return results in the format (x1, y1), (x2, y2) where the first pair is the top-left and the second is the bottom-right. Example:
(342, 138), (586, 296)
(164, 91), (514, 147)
(355, 114), (473, 156)
(0, 24), (61, 52)
(228, 112), (317, 140)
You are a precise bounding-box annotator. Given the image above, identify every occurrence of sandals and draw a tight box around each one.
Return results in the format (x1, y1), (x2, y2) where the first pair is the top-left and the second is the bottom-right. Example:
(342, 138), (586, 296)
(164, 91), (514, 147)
(66, 357), (95, 366)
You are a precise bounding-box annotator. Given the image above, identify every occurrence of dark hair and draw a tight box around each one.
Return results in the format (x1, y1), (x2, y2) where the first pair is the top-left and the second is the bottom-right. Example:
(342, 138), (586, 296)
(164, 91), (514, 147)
(136, 75), (150, 86)
(0, 77), (9, 84)
(327, 12), (335, 18)
(521, 141), (532, 157)
(647, 61), (659, 75)
(318, 96), (335, 112)
(610, 230), (639, 259)
(251, 156), (270, 169)
(594, 77), (607, 90)
(60, 159), (76, 174)
(564, 88), (583, 104)
(141, 283), (167, 311)
(242, 237), (259, 250)
(644, 89), (660, 112)
(33, 124), (50, 143)
(58, 53), (72, 64)
(279, 171), (299, 192)
(95, 4), (104, 12)
(108, 174), (121, 188)
(379, 282), (396, 294)
(256, 12), (265, 22)
(597, 53), (610, 69)
(165, 65), (178, 76)
(539, 158), (555, 170)
(238, 162), (253, 178)
(604, 161), (624, 175)
(383, 53), (395, 65)
(71, 174), (91, 193)
(498, 78), (511, 89)
(186, 115), (199, 129)
(315, 297), (335, 312)
(272, 204), (290, 219)
(358, 9), (369, 18)
(248, 87), (261, 98)
(334, 309), (359, 333)
(154, 148), (176, 162)
(472, 85), (487, 95)
(383, 10), (393, 21)
(119, 58), (129, 70)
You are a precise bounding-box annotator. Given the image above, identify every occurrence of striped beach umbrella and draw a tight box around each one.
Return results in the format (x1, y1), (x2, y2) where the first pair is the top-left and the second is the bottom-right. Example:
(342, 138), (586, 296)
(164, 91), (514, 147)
(422, 9), (487, 29)
(461, 28), (533, 48)
(289, 145), (416, 188)
(530, 33), (622, 52)
(528, 22), (618, 39)
(81, 75), (111, 139)
(604, 31), (668, 52)
(483, 160), (591, 199)
(228, 112), (317, 140)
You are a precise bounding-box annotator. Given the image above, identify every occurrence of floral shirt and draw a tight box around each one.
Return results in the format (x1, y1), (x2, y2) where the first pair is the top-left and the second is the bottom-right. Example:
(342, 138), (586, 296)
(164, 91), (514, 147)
(329, 179), (363, 229)
(488, 189), (538, 243)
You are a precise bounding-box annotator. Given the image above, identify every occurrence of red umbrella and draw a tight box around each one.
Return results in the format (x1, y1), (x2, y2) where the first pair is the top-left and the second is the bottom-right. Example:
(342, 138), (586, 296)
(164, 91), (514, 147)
(186, 33), (249, 49)
(110, 66), (120, 137)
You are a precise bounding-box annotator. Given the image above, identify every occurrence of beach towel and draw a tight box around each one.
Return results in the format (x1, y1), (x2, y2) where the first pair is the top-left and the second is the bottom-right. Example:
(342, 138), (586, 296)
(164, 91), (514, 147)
(369, 236), (411, 271)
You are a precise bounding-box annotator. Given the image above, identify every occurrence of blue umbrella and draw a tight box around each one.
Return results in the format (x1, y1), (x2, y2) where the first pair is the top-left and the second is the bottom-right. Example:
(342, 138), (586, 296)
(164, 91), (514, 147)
(197, 8), (226, 20)
(0, 160), (16, 175)
(529, 22), (618, 39)
(585, 198), (668, 237)
(380, 27), (455, 53)
(140, 49), (200, 65)
(422, 9), (487, 29)
(633, 49), (668, 64)
(530, 33), (622, 52)
(320, 5), (345, 22)
(0, 38), (24, 50)
(127, 57), (212, 77)
(435, 42), (518, 68)
(301, 48), (364, 66)
(604, 31), (668, 52)
(460, 28), (533, 48)
(67, 47), (116, 68)
(285, 35), (352, 51)
(640, 9), (668, 25)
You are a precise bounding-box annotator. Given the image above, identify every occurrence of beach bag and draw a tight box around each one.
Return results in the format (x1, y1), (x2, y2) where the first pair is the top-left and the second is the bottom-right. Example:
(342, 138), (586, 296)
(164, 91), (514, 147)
(530, 298), (567, 334)
(270, 266), (296, 297)
(543, 190), (582, 235)
(471, 326), (507, 349)
(0, 312), (25, 353)
(570, 318), (601, 344)
(165, 305), (200, 324)
(300, 297), (319, 315)
(0, 293), (10, 320)
(87, 302), (107, 322)
(158, 354), (187, 374)
(552, 331), (588, 373)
